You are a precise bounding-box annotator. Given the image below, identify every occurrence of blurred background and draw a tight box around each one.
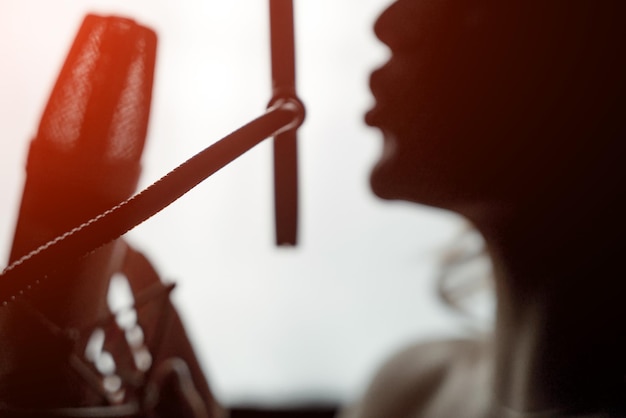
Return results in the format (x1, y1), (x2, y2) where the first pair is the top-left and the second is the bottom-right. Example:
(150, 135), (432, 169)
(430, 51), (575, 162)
(0, 0), (491, 409)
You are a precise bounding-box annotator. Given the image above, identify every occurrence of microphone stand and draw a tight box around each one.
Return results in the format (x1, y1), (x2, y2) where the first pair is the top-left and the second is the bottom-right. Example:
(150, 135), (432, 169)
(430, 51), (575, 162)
(0, 0), (305, 416)
(0, 0), (305, 304)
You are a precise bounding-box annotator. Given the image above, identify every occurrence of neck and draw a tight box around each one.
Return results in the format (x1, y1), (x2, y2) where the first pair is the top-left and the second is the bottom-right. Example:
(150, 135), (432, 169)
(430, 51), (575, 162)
(492, 257), (626, 414)
(468, 198), (626, 415)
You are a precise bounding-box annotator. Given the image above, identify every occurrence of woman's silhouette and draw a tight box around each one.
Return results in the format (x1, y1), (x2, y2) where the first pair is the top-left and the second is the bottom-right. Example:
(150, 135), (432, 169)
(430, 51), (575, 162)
(344, 1), (626, 417)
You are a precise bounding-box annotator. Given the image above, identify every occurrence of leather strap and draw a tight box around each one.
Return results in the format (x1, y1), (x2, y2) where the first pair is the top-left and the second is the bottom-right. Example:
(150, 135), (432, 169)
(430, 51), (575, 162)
(0, 99), (301, 305)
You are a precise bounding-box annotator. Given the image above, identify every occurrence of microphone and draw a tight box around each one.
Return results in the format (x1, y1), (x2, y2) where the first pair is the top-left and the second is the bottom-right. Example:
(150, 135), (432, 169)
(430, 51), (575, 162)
(0, 5), (306, 304)
(1, 14), (157, 407)
(9, 14), (156, 264)
(0, 7), (305, 412)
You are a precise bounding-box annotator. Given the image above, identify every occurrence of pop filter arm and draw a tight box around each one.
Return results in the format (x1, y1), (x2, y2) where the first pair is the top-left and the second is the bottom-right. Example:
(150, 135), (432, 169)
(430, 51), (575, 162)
(0, 1), (305, 304)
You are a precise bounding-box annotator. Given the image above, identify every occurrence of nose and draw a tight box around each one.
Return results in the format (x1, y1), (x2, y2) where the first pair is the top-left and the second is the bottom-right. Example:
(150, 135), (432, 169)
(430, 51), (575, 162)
(374, 0), (427, 50)
(373, 1), (402, 47)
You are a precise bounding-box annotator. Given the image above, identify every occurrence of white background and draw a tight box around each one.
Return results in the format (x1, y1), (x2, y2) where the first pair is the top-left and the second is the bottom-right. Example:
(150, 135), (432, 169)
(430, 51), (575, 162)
(0, 0), (472, 407)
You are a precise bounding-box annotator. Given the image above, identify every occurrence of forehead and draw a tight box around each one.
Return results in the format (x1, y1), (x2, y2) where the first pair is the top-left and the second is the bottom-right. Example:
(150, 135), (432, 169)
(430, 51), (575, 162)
(374, 1), (615, 51)
(374, 0), (491, 47)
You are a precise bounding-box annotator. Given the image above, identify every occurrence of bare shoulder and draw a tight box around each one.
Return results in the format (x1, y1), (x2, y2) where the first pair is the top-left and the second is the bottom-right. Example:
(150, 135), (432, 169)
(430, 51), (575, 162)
(340, 337), (492, 418)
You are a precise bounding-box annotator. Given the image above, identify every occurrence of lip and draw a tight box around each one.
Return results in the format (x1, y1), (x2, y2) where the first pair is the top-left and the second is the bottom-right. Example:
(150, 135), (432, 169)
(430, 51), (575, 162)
(365, 65), (390, 127)
(368, 65), (387, 99)
(365, 105), (380, 127)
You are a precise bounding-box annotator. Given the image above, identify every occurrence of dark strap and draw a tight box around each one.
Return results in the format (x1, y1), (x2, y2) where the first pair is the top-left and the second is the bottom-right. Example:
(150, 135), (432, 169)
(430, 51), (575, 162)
(0, 99), (302, 305)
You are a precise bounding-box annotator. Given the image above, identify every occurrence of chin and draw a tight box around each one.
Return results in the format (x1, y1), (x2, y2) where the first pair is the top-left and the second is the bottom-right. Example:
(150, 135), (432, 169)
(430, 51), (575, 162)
(369, 157), (420, 203)
(367, 127), (476, 209)
(369, 168), (396, 201)
(368, 131), (406, 199)
(369, 153), (473, 213)
(369, 140), (402, 200)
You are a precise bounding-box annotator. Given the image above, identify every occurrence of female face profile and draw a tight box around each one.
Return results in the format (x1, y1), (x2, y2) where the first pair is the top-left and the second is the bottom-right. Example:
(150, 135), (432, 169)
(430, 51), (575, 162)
(365, 0), (625, 220)
(366, 0), (508, 210)
(355, 2), (626, 416)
